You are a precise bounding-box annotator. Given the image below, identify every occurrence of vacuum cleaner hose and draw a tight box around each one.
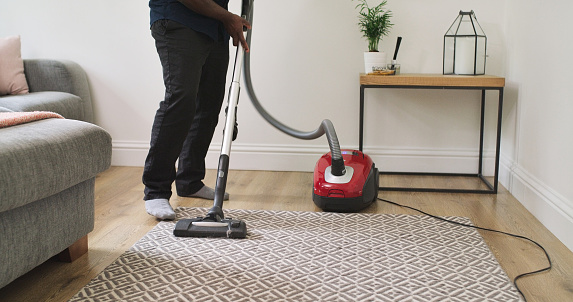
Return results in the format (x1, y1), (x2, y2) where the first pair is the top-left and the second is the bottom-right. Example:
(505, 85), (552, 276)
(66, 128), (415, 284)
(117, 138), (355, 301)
(242, 1), (346, 176)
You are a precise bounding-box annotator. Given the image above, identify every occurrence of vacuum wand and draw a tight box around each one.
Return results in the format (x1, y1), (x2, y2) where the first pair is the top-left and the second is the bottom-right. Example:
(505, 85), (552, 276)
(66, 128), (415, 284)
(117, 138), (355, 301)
(203, 2), (253, 224)
(203, 20), (247, 225)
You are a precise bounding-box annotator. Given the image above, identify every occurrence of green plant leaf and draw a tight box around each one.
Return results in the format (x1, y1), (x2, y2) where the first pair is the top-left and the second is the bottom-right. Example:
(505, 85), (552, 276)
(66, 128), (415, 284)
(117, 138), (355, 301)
(353, 0), (393, 51)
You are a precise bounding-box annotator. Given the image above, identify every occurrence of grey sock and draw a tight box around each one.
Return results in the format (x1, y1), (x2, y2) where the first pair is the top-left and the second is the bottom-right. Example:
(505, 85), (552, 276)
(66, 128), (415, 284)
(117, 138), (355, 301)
(187, 186), (229, 200)
(145, 198), (176, 220)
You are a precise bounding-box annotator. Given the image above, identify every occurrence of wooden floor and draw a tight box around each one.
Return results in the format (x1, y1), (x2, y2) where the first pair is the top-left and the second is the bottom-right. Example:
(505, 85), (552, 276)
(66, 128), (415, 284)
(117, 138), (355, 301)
(1, 166), (572, 301)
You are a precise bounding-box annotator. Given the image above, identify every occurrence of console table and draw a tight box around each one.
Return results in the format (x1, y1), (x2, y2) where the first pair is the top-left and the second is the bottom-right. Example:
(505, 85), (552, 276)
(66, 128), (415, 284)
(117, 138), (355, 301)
(359, 73), (505, 194)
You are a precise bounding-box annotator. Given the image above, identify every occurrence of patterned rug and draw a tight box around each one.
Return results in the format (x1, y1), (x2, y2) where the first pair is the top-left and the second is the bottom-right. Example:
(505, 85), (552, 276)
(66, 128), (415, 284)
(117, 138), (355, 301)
(70, 208), (523, 301)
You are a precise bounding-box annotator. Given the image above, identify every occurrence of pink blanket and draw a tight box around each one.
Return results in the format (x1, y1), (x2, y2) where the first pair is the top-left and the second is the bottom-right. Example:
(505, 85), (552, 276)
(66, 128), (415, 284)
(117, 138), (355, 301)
(0, 111), (64, 128)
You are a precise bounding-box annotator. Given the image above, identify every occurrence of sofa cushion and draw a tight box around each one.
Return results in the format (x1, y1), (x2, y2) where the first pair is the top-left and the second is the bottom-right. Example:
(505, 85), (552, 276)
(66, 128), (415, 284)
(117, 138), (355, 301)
(0, 118), (111, 212)
(0, 36), (29, 95)
(0, 91), (85, 121)
(0, 106), (13, 112)
(23, 60), (93, 123)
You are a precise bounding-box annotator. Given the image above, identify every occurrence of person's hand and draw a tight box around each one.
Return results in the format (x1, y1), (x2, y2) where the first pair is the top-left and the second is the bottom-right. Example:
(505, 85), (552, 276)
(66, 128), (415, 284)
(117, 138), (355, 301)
(222, 13), (251, 52)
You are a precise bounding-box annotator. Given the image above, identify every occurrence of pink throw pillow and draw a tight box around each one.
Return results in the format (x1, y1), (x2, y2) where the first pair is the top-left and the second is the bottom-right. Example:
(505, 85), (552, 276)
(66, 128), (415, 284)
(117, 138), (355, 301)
(0, 36), (29, 95)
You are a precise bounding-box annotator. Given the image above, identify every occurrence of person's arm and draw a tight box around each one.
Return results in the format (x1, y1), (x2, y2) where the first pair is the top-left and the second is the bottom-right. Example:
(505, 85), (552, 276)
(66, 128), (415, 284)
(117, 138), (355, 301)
(178, 0), (251, 51)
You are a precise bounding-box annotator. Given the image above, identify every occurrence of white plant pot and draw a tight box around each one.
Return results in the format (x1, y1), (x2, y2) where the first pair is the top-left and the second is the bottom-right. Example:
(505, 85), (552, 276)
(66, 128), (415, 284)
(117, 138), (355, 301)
(364, 51), (387, 74)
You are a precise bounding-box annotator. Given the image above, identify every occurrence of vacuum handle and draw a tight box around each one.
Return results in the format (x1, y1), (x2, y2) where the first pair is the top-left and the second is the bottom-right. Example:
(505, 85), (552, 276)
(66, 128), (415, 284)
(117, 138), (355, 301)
(241, 0), (253, 20)
(241, 0), (253, 31)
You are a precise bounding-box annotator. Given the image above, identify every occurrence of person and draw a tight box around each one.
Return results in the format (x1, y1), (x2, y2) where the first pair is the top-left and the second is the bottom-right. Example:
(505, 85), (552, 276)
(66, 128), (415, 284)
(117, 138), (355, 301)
(143, 0), (251, 220)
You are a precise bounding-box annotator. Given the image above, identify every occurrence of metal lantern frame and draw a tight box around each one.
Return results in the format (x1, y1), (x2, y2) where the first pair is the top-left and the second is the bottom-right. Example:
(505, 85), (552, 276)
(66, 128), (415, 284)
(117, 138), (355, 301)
(443, 10), (487, 75)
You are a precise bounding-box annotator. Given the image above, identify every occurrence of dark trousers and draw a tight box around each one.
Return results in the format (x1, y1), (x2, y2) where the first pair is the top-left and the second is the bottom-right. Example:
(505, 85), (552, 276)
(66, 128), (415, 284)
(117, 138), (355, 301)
(143, 20), (229, 200)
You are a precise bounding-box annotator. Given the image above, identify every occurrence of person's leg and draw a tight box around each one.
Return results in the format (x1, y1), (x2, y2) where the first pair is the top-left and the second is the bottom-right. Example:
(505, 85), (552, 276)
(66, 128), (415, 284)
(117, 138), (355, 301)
(143, 20), (213, 219)
(176, 38), (230, 199)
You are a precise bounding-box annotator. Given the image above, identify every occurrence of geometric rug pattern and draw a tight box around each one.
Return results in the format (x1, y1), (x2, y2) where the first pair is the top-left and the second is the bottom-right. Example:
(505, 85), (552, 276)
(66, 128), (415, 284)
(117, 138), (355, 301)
(70, 207), (523, 301)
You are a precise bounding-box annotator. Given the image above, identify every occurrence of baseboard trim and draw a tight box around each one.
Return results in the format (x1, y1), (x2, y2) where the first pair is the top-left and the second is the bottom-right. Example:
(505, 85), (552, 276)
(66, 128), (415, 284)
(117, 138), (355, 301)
(110, 141), (149, 167)
(111, 141), (496, 173)
(499, 156), (573, 252)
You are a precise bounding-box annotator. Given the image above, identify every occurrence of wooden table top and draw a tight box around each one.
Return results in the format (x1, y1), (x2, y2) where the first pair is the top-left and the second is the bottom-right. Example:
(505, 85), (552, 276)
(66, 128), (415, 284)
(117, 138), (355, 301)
(360, 73), (505, 88)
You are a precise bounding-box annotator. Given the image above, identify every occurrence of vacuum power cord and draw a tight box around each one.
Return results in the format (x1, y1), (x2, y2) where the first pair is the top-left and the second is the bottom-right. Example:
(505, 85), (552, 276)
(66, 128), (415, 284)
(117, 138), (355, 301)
(239, 2), (550, 299)
(378, 197), (552, 302)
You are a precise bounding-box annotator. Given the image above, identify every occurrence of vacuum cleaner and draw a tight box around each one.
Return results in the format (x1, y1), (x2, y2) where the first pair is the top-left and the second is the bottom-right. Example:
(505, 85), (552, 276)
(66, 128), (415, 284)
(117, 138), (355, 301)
(174, 0), (378, 238)
(313, 150), (378, 212)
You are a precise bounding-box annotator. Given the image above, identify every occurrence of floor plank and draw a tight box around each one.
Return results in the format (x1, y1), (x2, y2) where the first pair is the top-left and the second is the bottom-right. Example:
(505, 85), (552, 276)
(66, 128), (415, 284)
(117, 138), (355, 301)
(0, 167), (571, 301)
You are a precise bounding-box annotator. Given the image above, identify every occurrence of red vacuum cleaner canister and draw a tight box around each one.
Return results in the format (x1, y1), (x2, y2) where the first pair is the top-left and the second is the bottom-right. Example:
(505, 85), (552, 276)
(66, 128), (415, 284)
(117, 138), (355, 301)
(313, 150), (378, 212)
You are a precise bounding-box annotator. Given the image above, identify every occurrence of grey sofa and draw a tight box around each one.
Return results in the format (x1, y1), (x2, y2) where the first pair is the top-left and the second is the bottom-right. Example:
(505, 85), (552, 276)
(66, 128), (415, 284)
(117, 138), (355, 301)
(0, 60), (112, 288)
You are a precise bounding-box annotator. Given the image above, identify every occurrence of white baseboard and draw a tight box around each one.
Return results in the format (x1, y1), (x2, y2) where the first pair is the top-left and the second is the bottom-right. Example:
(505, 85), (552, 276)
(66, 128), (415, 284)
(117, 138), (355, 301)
(110, 141), (331, 170)
(110, 140), (328, 169)
(110, 141), (150, 167)
(111, 141), (496, 174)
(363, 147), (497, 176)
(499, 156), (573, 252)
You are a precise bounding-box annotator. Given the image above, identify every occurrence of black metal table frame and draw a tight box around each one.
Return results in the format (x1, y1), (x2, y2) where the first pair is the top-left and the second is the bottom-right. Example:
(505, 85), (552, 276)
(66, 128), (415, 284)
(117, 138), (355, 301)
(359, 84), (504, 194)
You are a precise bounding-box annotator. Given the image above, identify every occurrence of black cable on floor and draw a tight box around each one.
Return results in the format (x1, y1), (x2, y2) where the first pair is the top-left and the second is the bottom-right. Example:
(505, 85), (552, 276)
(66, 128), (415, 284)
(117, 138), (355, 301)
(378, 197), (552, 302)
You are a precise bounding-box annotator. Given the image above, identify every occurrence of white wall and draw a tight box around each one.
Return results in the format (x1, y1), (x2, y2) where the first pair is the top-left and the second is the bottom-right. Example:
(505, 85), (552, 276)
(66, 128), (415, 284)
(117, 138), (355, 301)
(2, 0), (572, 251)
(0, 0), (506, 170)
(501, 0), (573, 251)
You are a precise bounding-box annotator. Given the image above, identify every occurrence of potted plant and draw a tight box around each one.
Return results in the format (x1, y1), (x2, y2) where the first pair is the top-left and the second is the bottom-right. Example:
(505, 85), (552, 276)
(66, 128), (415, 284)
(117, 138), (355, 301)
(354, 0), (393, 73)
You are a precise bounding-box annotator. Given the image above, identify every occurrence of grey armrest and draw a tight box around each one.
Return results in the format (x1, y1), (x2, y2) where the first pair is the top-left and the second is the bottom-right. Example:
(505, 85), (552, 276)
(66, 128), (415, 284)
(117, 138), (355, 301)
(23, 59), (94, 123)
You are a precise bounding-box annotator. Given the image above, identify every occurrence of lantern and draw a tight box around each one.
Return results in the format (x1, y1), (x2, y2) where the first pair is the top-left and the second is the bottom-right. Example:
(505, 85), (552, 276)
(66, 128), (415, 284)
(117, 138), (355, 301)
(443, 10), (487, 75)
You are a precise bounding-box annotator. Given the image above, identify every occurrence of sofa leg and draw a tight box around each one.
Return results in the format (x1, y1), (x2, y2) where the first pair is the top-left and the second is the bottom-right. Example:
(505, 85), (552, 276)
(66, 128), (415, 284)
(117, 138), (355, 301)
(57, 235), (88, 262)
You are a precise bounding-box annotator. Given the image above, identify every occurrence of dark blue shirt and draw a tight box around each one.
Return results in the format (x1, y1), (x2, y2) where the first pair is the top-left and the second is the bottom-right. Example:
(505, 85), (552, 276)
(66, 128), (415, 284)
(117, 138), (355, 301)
(150, 0), (230, 42)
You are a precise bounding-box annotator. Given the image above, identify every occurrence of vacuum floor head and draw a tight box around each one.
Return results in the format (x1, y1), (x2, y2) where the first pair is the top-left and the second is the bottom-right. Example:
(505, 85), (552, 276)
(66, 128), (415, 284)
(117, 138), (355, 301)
(174, 217), (247, 238)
